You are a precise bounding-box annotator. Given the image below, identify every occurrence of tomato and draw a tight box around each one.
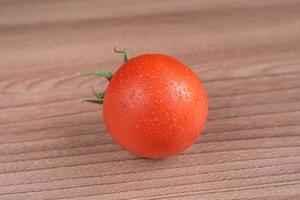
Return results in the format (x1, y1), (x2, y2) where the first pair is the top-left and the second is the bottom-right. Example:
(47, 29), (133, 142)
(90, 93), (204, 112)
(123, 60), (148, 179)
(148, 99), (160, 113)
(82, 52), (208, 159)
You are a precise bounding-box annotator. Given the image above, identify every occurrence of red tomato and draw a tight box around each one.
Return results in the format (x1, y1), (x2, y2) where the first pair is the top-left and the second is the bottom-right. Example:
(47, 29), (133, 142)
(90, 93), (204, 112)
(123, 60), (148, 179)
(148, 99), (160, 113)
(103, 54), (208, 159)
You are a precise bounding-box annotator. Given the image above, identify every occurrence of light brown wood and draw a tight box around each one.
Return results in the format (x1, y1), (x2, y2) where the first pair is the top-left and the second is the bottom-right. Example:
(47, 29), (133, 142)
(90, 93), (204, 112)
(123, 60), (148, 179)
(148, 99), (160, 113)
(1, 0), (300, 199)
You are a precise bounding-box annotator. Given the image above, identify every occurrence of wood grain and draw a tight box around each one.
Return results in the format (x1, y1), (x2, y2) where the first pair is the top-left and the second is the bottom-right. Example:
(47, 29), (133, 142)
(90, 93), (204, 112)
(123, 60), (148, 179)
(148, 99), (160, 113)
(1, 0), (300, 199)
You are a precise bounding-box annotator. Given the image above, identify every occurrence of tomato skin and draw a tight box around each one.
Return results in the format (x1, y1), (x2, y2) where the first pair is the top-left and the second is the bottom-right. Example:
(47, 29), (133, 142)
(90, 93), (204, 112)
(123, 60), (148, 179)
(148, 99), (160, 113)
(103, 54), (208, 159)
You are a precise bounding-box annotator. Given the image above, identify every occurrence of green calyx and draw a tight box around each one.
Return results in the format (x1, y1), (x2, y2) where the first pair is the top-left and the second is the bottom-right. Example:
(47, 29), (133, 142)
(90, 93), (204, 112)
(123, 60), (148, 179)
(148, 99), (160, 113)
(81, 99), (103, 105)
(79, 47), (130, 105)
(79, 71), (113, 81)
(78, 72), (112, 105)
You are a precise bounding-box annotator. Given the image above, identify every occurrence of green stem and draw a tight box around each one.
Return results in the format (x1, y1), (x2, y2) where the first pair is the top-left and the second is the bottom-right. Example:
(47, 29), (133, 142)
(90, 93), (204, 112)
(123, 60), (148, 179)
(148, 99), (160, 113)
(114, 47), (129, 62)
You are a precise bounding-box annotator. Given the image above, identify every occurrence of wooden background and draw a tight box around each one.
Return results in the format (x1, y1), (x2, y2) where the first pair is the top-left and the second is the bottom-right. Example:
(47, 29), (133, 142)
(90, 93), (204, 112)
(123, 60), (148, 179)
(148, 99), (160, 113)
(1, 0), (300, 199)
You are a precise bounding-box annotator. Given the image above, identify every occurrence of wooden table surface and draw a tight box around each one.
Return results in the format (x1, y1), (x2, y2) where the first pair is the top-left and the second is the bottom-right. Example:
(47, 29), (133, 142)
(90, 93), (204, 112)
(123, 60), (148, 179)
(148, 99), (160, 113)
(1, 0), (300, 199)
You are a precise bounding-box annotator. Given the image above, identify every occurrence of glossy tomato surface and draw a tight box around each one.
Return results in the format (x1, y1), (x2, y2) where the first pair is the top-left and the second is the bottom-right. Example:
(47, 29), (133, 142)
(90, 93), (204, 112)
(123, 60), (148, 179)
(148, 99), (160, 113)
(103, 54), (208, 158)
